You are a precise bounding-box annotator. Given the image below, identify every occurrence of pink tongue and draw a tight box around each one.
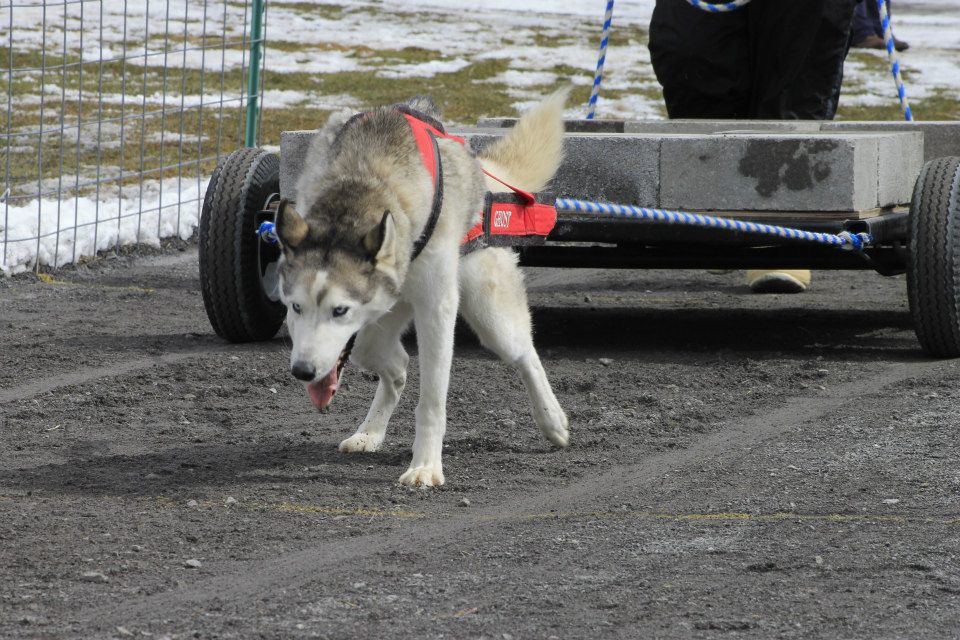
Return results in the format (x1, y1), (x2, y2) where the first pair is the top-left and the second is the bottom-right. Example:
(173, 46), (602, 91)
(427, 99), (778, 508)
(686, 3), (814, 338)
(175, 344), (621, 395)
(306, 367), (340, 410)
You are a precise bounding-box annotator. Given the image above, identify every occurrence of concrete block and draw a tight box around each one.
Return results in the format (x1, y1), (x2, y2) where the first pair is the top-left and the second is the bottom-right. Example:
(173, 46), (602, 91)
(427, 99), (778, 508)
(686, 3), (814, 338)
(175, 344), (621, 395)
(625, 119), (822, 135)
(463, 132), (661, 206)
(823, 121), (960, 163)
(876, 131), (924, 205)
(477, 118), (626, 133)
(281, 126), (922, 213)
(659, 133), (889, 212)
(476, 118), (822, 135)
(279, 130), (315, 201)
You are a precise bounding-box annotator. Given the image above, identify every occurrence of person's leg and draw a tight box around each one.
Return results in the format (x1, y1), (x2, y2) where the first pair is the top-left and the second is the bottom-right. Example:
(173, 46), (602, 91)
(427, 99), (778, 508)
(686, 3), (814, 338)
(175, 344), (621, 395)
(648, 0), (751, 118)
(741, 0), (857, 292)
(750, 0), (858, 120)
(883, 1), (910, 52)
(867, 0), (882, 36)
(852, 0), (884, 48)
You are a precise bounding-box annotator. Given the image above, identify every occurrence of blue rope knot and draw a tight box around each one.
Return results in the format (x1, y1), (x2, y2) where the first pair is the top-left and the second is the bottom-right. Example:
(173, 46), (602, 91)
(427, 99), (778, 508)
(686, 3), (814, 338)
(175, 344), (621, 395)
(836, 231), (873, 252)
(257, 221), (280, 245)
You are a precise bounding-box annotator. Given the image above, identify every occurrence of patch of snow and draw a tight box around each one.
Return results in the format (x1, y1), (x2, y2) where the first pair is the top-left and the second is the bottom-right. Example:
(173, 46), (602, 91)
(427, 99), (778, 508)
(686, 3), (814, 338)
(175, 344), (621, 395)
(376, 58), (470, 79)
(1, 177), (205, 275)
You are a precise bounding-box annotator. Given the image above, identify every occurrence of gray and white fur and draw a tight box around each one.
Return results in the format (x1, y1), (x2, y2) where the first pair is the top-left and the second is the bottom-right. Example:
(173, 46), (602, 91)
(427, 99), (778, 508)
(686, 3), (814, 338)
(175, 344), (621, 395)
(275, 90), (570, 486)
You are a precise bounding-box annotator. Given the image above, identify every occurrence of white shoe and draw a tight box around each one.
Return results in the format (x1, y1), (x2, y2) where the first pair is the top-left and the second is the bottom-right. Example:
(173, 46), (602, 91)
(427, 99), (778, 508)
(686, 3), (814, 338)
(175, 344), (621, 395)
(747, 269), (811, 294)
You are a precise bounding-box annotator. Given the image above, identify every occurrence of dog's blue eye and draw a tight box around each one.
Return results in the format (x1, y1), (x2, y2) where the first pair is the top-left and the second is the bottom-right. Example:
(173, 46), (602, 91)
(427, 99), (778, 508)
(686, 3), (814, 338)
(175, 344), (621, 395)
(291, 303), (302, 314)
(332, 306), (349, 318)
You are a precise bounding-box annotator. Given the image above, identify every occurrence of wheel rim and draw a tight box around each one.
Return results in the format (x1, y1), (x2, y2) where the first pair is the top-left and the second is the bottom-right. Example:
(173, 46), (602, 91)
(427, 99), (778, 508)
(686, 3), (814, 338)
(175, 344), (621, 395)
(257, 192), (282, 303)
(260, 256), (281, 302)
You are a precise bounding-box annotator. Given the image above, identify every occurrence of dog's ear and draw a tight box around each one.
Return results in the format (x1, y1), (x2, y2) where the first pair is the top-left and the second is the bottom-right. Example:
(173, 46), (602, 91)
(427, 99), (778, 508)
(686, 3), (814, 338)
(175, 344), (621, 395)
(363, 210), (396, 269)
(276, 199), (309, 249)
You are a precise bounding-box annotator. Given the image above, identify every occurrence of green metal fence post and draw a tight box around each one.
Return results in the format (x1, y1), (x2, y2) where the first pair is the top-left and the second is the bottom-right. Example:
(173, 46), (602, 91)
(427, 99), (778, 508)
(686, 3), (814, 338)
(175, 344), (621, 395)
(244, 0), (265, 147)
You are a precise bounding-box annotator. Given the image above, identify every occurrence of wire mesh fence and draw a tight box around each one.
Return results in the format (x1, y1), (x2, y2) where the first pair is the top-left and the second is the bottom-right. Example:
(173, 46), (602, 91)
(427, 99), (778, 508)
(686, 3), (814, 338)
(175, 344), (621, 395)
(1, 0), (267, 275)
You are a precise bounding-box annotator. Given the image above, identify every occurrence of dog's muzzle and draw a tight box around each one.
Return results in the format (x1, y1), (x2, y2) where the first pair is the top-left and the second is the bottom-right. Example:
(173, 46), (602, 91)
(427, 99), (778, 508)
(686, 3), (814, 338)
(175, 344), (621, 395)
(303, 334), (356, 411)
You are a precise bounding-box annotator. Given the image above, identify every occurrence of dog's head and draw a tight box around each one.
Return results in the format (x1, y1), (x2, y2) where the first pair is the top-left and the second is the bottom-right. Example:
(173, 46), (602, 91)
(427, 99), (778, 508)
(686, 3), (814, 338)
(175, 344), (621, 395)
(275, 190), (402, 411)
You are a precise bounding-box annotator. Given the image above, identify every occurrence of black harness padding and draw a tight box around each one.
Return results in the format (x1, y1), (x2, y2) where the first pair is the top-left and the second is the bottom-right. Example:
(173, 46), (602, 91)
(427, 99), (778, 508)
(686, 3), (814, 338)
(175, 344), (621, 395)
(394, 104), (446, 134)
(337, 332), (357, 381)
(410, 132), (443, 261)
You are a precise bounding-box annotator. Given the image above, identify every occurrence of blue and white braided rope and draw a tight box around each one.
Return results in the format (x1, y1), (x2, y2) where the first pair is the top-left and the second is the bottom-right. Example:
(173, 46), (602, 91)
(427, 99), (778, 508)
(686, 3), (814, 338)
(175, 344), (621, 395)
(877, 0), (913, 121)
(554, 198), (872, 251)
(586, 0), (615, 120)
(257, 200), (871, 252)
(684, 0), (752, 12)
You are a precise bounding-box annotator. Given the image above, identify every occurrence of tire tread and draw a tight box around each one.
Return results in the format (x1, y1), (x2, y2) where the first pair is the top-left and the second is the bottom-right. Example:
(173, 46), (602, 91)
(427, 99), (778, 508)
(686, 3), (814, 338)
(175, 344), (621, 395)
(198, 148), (284, 343)
(907, 156), (960, 357)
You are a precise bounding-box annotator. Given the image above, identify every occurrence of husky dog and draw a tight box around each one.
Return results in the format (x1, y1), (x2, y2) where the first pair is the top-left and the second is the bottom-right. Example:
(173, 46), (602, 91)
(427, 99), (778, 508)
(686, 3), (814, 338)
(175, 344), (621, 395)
(275, 92), (569, 486)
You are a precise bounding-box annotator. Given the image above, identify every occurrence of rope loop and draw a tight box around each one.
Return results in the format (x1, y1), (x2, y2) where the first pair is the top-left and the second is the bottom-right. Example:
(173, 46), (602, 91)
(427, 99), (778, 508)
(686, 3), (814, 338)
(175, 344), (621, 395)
(257, 221), (280, 246)
(684, 0), (751, 12)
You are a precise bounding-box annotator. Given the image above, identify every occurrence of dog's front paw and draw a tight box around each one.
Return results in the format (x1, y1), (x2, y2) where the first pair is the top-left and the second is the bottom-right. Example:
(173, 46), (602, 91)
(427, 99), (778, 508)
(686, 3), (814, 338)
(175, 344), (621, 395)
(536, 405), (570, 448)
(398, 463), (445, 487)
(339, 433), (384, 453)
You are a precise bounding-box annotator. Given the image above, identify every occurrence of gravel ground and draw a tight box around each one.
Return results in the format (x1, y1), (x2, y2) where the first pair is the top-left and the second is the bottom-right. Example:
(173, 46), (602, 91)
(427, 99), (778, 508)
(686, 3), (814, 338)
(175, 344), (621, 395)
(2, 248), (959, 639)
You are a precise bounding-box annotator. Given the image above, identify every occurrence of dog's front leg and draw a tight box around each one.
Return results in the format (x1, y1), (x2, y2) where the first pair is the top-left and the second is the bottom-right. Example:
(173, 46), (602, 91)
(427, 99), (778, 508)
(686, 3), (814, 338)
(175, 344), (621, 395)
(398, 261), (459, 487)
(340, 301), (413, 453)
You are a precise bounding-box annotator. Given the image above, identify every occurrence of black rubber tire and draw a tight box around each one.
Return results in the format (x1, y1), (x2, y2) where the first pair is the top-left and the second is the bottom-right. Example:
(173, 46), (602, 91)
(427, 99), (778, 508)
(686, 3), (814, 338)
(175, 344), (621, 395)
(907, 156), (960, 357)
(198, 147), (285, 343)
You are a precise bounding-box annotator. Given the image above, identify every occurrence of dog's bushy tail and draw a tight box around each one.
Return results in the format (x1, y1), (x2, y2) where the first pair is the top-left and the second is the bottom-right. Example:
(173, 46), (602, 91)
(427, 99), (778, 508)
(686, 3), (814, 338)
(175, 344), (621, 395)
(478, 88), (568, 193)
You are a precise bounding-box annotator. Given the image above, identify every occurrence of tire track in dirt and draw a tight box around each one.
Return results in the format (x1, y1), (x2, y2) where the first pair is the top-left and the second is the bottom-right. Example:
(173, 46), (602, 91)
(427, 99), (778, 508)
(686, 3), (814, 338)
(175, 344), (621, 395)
(0, 343), (284, 406)
(81, 355), (954, 631)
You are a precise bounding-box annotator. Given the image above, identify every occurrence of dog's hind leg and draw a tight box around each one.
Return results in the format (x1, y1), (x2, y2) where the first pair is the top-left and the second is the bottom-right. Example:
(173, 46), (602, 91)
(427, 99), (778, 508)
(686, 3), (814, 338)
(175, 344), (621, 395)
(339, 301), (413, 453)
(459, 248), (569, 447)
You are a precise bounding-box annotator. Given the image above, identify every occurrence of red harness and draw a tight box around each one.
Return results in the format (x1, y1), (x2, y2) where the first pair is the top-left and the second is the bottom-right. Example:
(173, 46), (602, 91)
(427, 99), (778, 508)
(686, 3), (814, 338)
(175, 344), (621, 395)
(400, 111), (557, 255)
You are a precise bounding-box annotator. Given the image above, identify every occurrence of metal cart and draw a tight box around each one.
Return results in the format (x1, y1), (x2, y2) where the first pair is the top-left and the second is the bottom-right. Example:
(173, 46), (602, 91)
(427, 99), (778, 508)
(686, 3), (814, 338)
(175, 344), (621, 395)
(198, 118), (960, 357)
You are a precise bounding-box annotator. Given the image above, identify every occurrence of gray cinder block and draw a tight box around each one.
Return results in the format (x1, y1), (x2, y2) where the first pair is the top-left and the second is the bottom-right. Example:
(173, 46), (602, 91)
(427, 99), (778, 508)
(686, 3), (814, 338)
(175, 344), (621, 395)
(625, 120), (822, 135)
(477, 118), (627, 133)
(463, 132), (661, 206)
(660, 132), (919, 212)
(281, 126), (923, 213)
(279, 130), (315, 202)
(876, 131), (924, 205)
(620, 118), (954, 164)
(475, 118), (823, 135)
(823, 121), (960, 163)
(553, 135), (661, 205)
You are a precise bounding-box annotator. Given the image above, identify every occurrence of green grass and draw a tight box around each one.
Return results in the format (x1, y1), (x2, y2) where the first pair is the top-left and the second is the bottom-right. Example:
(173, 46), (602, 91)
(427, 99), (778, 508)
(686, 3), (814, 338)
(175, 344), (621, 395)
(607, 23), (649, 48)
(4, 93), (246, 199)
(846, 50), (892, 75)
(259, 106), (332, 139)
(312, 58), (515, 123)
(836, 88), (960, 121)
(531, 32), (576, 48)
(4, 38), (512, 196)
(6, 0), (957, 209)
(270, 1), (345, 20)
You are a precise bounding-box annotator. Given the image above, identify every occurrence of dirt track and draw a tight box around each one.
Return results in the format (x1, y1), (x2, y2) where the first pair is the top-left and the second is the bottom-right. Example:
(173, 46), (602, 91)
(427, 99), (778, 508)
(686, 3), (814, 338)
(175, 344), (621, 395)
(2, 248), (960, 639)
